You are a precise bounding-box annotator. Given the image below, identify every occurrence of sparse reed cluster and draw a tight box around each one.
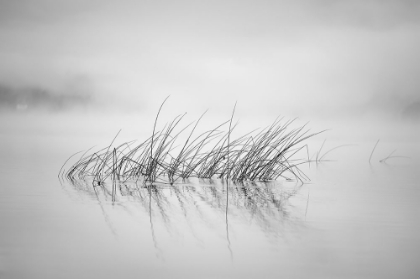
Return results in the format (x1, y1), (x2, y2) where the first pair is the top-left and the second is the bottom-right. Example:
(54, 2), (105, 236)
(60, 101), (321, 185)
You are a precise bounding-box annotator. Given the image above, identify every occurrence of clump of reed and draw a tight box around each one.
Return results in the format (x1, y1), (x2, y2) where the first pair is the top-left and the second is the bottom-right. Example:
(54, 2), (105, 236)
(60, 100), (322, 186)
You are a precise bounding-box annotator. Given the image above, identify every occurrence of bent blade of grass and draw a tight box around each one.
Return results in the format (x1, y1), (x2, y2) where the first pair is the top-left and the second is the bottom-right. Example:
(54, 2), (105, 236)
(59, 149), (85, 181)
(317, 144), (356, 162)
(379, 149), (410, 163)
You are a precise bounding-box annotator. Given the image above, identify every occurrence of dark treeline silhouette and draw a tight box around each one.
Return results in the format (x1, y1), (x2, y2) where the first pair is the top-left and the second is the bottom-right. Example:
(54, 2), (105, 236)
(402, 100), (420, 121)
(0, 84), (91, 111)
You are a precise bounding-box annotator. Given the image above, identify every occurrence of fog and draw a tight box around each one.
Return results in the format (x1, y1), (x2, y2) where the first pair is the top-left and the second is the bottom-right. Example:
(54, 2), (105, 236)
(1, 0), (419, 140)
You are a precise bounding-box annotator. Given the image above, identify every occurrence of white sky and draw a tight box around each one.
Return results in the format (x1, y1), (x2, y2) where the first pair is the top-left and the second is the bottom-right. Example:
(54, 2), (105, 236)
(1, 0), (419, 119)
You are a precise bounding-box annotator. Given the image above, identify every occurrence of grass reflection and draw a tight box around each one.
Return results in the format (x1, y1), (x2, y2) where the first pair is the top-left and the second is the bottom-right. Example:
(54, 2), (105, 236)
(64, 176), (307, 260)
(67, 177), (303, 233)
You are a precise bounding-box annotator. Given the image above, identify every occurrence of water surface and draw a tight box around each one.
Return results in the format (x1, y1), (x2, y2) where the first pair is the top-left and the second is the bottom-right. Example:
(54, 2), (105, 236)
(1, 118), (419, 279)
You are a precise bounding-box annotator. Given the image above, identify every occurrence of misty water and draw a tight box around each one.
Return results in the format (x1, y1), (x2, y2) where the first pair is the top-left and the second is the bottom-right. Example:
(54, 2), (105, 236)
(1, 112), (420, 279)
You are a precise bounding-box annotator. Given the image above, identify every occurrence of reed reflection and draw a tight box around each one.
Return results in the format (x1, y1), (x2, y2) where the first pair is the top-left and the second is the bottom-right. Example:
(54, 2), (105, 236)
(65, 177), (305, 257)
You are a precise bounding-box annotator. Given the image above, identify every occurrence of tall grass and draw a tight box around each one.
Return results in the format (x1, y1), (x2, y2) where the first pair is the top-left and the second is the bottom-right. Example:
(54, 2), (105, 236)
(60, 102), (322, 186)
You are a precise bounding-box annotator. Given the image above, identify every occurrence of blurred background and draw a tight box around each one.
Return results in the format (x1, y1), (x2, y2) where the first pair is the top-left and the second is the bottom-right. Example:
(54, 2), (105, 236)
(1, 0), (419, 142)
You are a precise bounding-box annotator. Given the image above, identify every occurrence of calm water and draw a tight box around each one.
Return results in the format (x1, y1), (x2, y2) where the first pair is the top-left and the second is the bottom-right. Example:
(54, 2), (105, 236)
(1, 118), (420, 279)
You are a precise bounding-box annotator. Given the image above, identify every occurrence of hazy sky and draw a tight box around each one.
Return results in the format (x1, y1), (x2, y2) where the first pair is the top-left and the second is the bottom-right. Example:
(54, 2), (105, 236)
(1, 0), (419, 118)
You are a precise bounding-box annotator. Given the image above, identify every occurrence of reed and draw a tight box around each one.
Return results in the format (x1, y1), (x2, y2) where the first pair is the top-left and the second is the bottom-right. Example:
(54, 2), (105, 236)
(61, 101), (322, 187)
(310, 139), (354, 163)
(367, 140), (410, 163)
(379, 149), (410, 163)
